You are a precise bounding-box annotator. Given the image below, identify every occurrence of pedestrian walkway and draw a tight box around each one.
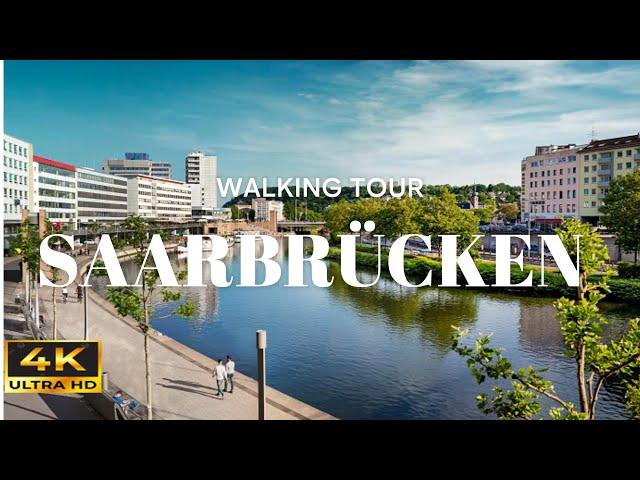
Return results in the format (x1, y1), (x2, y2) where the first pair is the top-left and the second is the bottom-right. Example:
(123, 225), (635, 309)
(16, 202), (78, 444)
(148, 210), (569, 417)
(3, 265), (101, 420)
(4, 393), (100, 420)
(34, 252), (335, 420)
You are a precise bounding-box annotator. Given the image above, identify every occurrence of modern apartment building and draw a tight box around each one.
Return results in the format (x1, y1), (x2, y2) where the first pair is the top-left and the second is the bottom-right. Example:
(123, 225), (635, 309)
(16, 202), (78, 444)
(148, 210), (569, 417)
(252, 197), (285, 222)
(32, 155), (77, 230)
(127, 175), (191, 221)
(521, 144), (581, 226)
(185, 151), (217, 219)
(3, 134), (34, 248)
(579, 134), (640, 224)
(103, 153), (172, 179)
(76, 167), (129, 226)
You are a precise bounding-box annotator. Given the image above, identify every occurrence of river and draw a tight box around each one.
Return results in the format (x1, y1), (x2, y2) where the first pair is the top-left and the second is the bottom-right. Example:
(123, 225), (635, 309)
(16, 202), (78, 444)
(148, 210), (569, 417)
(95, 239), (640, 419)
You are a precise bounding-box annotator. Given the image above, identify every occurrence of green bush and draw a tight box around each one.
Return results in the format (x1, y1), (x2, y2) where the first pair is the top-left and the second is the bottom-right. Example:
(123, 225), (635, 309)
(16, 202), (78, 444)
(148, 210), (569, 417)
(617, 261), (640, 279)
(327, 247), (640, 304)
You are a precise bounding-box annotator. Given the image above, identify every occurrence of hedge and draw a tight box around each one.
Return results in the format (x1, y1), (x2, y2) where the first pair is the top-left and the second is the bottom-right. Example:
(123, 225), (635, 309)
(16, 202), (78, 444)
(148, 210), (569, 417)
(326, 248), (640, 304)
(617, 262), (640, 279)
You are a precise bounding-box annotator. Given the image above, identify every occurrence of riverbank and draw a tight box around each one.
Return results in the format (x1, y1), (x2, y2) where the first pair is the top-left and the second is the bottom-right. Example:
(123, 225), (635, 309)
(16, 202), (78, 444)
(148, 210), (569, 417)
(326, 247), (640, 304)
(35, 249), (335, 420)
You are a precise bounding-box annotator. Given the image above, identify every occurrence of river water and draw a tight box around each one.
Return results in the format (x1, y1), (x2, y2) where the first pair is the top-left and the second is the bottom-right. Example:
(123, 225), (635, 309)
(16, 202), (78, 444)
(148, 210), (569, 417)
(96, 239), (640, 419)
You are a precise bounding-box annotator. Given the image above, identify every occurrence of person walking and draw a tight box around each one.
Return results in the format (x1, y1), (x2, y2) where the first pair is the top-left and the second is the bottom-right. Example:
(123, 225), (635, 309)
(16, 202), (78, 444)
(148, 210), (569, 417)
(213, 359), (227, 398)
(76, 284), (83, 302)
(62, 286), (69, 303)
(224, 355), (235, 393)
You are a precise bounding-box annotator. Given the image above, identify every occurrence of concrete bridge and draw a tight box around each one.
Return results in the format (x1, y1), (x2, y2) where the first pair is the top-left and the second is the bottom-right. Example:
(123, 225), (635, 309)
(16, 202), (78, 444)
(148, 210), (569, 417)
(277, 220), (326, 232)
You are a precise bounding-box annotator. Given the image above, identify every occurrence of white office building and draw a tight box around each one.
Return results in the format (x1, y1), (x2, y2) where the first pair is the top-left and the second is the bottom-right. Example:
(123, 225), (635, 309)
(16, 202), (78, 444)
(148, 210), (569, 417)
(76, 167), (129, 225)
(127, 175), (191, 221)
(3, 134), (33, 220)
(185, 151), (217, 218)
(32, 155), (77, 230)
(252, 197), (284, 222)
(3, 134), (33, 249)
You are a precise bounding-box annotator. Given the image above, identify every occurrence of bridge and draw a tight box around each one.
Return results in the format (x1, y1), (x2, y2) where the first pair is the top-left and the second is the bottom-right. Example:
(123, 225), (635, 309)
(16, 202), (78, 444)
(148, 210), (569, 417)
(277, 220), (326, 232)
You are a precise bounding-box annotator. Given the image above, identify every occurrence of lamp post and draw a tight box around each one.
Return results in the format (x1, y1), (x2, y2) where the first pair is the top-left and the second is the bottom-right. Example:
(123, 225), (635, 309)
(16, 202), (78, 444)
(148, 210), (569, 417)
(83, 274), (89, 340)
(256, 330), (267, 420)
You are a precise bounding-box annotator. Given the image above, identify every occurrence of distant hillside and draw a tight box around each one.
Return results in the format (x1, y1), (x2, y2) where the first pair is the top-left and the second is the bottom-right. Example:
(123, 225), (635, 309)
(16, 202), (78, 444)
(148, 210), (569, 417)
(222, 183), (520, 212)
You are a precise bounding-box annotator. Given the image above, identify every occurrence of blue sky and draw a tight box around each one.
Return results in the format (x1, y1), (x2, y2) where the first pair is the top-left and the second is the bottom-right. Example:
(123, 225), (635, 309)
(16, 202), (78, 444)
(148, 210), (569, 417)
(5, 60), (640, 187)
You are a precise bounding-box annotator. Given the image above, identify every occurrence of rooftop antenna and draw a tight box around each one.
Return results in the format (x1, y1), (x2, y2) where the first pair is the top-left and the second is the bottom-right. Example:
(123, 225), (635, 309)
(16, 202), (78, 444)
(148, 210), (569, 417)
(591, 127), (596, 141)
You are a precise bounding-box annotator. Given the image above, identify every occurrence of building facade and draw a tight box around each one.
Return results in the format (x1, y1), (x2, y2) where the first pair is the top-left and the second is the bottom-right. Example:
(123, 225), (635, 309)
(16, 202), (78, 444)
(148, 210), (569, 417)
(76, 167), (129, 226)
(3, 134), (34, 249)
(3, 134), (33, 221)
(32, 155), (78, 230)
(185, 151), (217, 218)
(127, 175), (191, 221)
(521, 144), (581, 226)
(103, 154), (172, 179)
(579, 134), (640, 224)
(252, 197), (285, 222)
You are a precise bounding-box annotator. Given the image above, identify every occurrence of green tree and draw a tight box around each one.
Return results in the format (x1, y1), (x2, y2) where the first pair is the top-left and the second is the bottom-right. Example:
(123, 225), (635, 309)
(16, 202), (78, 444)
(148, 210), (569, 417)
(474, 197), (496, 224)
(452, 219), (640, 419)
(417, 189), (480, 254)
(101, 216), (195, 420)
(497, 202), (519, 222)
(371, 197), (418, 239)
(601, 170), (640, 264)
(325, 200), (355, 236)
(10, 218), (42, 313)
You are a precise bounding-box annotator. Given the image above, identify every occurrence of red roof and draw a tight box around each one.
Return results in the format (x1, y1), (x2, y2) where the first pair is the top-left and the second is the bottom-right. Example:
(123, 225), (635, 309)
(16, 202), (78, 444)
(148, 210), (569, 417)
(33, 155), (76, 171)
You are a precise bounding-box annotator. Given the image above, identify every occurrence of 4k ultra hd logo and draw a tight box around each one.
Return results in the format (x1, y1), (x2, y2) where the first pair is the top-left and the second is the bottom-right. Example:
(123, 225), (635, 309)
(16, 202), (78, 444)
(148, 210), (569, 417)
(4, 340), (102, 393)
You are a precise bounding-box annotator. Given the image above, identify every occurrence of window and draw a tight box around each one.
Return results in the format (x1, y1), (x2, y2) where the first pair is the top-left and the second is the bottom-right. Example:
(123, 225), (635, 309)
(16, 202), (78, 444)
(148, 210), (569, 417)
(592, 177), (597, 183)
(627, 162), (632, 169)
(585, 155), (589, 161)
(584, 189), (589, 195)
(592, 201), (596, 207)
(584, 166), (589, 173)
(627, 150), (632, 156)
(618, 163), (623, 170)
(542, 171), (545, 177)
(592, 166), (597, 172)
(592, 189), (596, 195)
(593, 154), (598, 160)
(585, 177), (589, 184)
(617, 151), (623, 157)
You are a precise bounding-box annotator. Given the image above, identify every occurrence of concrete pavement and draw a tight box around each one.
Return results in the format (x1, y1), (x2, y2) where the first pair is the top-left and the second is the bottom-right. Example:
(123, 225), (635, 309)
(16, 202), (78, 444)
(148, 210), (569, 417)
(34, 252), (334, 420)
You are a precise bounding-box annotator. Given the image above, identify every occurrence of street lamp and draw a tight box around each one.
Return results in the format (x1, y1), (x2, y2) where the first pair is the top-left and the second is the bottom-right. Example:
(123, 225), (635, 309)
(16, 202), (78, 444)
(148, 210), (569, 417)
(83, 273), (89, 340)
(256, 330), (267, 420)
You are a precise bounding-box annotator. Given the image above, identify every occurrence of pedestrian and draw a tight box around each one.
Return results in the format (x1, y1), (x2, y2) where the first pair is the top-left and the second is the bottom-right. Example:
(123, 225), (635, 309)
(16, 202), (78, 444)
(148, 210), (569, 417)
(62, 286), (69, 303)
(224, 355), (235, 393)
(76, 284), (83, 302)
(213, 359), (227, 398)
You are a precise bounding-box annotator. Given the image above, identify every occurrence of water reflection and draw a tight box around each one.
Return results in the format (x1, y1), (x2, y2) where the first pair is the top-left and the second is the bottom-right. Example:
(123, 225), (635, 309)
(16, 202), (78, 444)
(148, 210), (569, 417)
(92, 238), (639, 419)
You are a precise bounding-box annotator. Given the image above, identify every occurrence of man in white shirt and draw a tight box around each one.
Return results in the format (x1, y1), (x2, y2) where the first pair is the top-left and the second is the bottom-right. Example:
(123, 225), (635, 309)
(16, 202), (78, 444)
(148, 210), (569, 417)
(224, 355), (235, 393)
(213, 359), (227, 398)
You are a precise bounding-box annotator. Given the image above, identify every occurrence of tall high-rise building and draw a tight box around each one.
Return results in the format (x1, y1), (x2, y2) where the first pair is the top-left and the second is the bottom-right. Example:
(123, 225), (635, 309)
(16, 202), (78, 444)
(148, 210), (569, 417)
(185, 151), (217, 219)
(579, 133), (640, 224)
(521, 144), (581, 227)
(103, 153), (172, 179)
(3, 134), (33, 250)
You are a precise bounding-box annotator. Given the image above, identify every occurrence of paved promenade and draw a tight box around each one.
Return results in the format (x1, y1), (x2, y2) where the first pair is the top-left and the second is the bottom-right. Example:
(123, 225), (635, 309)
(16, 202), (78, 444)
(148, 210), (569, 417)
(36, 251), (335, 420)
(4, 277), (100, 420)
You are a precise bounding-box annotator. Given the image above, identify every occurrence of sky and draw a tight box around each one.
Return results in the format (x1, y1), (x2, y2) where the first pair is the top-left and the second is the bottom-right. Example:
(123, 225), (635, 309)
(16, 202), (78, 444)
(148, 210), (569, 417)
(5, 60), (640, 188)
